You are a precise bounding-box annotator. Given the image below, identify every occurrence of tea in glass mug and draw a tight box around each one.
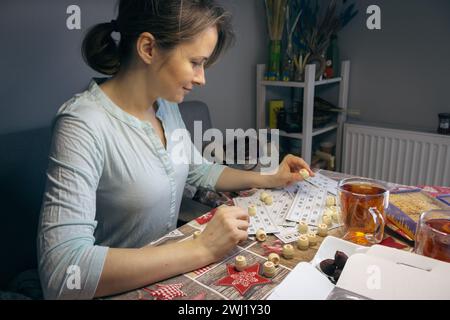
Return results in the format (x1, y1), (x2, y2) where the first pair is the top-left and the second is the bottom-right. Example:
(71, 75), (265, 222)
(414, 210), (450, 263)
(337, 178), (389, 246)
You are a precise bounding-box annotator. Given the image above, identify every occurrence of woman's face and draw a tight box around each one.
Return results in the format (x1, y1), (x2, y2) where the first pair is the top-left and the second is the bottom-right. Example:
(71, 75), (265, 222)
(152, 26), (219, 103)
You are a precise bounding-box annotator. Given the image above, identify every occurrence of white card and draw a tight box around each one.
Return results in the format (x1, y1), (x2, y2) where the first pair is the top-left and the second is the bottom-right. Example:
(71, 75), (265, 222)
(233, 192), (280, 235)
(306, 170), (338, 196)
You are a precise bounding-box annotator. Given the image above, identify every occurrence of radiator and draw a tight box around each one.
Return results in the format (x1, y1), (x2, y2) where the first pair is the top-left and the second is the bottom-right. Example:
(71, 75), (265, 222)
(342, 123), (450, 186)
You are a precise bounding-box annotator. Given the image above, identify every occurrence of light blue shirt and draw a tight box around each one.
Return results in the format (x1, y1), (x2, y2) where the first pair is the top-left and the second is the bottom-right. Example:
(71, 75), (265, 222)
(37, 79), (226, 300)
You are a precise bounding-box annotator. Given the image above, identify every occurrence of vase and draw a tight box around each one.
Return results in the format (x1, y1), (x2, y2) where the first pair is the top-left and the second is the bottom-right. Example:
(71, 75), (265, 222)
(326, 35), (340, 78)
(267, 40), (282, 81)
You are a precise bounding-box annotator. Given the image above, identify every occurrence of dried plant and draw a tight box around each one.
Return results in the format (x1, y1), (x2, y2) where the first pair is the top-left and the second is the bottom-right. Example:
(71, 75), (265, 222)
(295, 0), (358, 55)
(265, 0), (288, 41)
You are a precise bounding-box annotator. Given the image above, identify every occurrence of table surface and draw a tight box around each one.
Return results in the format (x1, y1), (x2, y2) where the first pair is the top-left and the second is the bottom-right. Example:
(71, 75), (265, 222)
(105, 171), (449, 300)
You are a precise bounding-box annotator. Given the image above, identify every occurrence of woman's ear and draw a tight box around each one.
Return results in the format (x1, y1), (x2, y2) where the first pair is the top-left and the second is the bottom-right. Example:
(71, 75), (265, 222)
(136, 32), (157, 65)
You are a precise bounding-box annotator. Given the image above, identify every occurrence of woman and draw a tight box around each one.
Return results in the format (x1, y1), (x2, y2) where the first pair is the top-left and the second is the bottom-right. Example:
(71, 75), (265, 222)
(37, 0), (313, 300)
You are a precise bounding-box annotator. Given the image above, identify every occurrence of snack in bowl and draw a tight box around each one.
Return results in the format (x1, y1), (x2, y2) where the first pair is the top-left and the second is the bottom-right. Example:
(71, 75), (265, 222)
(318, 250), (349, 283)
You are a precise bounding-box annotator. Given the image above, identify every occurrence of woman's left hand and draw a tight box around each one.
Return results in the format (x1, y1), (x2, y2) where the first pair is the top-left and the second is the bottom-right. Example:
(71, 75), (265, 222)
(262, 154), (315, 189)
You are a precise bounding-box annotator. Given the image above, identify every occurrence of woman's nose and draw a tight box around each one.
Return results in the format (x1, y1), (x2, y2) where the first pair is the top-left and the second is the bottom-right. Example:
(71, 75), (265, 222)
(193, 67), (206, 86)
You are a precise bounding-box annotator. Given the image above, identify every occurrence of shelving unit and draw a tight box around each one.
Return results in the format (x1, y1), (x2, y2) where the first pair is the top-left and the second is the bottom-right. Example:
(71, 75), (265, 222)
(256, 60), (350, 170)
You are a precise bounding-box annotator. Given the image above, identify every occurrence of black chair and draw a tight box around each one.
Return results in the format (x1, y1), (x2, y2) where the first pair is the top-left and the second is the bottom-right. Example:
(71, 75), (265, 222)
(177, 101), (215, 225)
(0, 127), (52, 297)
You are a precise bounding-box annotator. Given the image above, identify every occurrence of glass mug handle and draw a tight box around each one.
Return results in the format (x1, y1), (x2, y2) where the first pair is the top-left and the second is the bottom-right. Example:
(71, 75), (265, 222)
(368, 207), (386, 243)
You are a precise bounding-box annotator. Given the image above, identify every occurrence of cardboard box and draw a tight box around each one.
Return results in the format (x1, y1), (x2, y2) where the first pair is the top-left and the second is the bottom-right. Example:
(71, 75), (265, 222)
(268, 236), (450, 300)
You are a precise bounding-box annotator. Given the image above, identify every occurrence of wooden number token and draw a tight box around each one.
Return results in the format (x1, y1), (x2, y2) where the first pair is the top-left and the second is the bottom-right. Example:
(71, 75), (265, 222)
(256, 229), (267, 242)
(263, 261), (276, 278)
(323, 208), (334, 218)
(331, 210), (339, 223)
(248, 205), (257, 217)
(264, 196), (273, 206)
(282, 244), (295, 259)
(268, 253), (280, 266)
(318, 224), (328, 237)
(260, 192), (269, 202)
(326, 195), (336, 207)
(322, 215), (332, 227)
(297, 235), (310, 251)
(297, 221), (309, 234)
(308, 232), (318, 246)
(330, 206), (339, 214)
(235, 255), (247, 272)
(299, 169), (310, 180)
(193, 231), (202, 239)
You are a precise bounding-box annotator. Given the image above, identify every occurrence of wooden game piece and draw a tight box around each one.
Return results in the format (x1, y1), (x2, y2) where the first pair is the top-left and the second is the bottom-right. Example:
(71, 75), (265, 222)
(299, 169), (310, 180)
(260, 192), (269, 202)
(255, 228), (267, 242)
(297, 221), (309, 234)
(329, 206), (339, 214)
(282, 244), (294, 259)
(248, 204), (257, 217)
(329, 206), (340, 222)
(267, 253), (280, 266)
(318, 224), (328, 237)
(326, 195), (336, 207)
(330, 210), (339, 223)
(323, 207), (334, 218)
(322, 215), (332, 227)
(263, 261), (276, 278)
(235, 255), (247, 271)
(193, 231), (201, 239)
(264, 196), (273, 206)
(297, 235), (309, 250)
(307, 232), (318, 246)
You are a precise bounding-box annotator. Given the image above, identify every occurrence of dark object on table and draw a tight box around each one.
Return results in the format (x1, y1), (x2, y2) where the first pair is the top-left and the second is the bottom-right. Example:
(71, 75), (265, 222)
(319, 250), (349, 284)
(320, 259), (337, 276)
(438, 113), (450, 135)
(333, 269), (342, 282)
(334, 251), (349, 269)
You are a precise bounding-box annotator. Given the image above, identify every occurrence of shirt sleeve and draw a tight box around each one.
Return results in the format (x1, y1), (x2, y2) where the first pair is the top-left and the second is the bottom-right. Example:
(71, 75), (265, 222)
(186, 138), (226, 191)
(171, 102), (226, 191)
(37, 112), (108, 300)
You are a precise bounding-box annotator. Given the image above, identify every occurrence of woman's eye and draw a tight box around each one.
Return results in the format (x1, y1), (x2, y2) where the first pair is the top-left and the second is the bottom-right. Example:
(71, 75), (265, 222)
(191, 61), (203, 67)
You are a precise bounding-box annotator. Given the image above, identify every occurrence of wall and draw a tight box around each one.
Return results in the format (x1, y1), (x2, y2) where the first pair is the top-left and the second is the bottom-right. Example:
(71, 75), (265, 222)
(186, 0), (268, 133)
(326, 0), (450, 132)
(1, 1), (449, 137)
(0, 0), (116, 135)
(0, 0), (268, 135)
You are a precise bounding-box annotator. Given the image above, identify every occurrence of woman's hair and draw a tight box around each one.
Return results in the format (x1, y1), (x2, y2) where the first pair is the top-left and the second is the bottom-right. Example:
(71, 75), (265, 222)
(82, 0), (235, 75)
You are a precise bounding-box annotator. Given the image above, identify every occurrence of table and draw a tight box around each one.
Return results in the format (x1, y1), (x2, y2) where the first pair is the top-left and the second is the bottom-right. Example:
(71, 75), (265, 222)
(105, 171), (449, 300)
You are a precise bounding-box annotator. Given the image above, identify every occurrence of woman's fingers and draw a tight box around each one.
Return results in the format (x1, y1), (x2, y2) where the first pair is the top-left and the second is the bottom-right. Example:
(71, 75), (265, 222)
(290, 171), (304, 182)
(236, 230), (249, 242)
(285, 155), (314, 176)
(235, 219), (250, 231)
(225, 206), (249, 221)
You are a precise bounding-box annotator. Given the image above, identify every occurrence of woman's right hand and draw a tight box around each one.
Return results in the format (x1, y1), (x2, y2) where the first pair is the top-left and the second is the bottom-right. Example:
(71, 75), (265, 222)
(196, 205), (249, 261)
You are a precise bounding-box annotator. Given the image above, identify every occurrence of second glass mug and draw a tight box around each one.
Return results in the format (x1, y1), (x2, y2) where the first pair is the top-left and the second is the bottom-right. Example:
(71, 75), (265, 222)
(414, 210), (450, 263)
(337, 177), (389, 246)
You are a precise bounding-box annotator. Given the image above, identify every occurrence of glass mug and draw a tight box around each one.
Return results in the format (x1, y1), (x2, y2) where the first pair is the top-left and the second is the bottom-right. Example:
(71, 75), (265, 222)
(337, 178), (389, 246)
(414, 210), (450, 263)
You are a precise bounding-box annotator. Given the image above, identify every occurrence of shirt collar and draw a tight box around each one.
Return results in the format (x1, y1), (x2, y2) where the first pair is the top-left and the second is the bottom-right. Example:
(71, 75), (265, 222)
(88, 78), (165, 129)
